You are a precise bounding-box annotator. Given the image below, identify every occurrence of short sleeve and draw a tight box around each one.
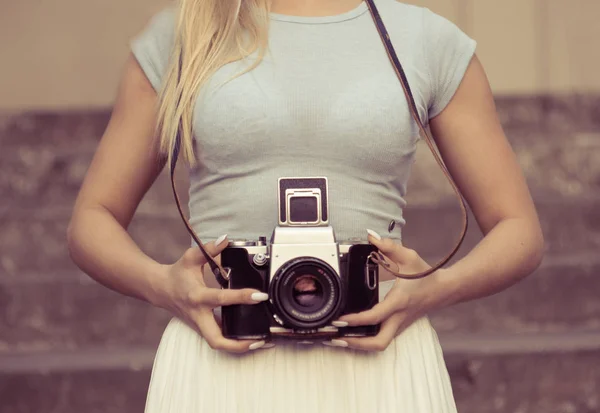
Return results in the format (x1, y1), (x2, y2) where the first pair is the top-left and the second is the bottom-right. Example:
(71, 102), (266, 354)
(130, 7), (177, 92)
(422, 8), (477, 119)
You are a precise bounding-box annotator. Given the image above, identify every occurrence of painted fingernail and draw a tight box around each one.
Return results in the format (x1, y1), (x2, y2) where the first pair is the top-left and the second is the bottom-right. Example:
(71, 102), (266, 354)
(332, 321), (349, 327)
(249, 341), (266, 350)
(366, 229), (382, 241)
(262, 342), (276, 349)
(215, 234), (228, 246)
(251, 292), (269, 302)
(322, 339), (348, 348)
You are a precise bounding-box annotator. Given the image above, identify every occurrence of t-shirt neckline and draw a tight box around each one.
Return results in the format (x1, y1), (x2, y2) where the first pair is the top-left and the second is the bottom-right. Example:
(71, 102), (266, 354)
(269, 1), (369, 24)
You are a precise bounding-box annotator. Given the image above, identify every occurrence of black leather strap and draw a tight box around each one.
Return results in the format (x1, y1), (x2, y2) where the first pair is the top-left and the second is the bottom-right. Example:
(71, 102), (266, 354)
(170, 51), (231, 288)
(364, 0), (468, 279)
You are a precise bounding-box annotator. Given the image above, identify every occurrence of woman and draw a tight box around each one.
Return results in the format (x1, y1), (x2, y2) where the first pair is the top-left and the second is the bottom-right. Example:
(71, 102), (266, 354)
(67, 0), (544, 411)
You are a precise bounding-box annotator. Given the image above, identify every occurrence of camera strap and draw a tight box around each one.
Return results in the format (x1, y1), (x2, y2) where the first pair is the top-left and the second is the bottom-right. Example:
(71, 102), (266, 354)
(364, 0), (468, 279)
(170, 133), (231, 287)
(169, 0), (469, 286)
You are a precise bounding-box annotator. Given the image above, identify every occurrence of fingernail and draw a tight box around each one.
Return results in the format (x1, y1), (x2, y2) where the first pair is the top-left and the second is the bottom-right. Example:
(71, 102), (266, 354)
(215, 234), (228, 246)
(322, 339), (348, 348)
(366, 229), (382, 241)
(249, 341), (265, 350)
(332, 321), (349, 327)
(262, 342), (276, 349)
(251, 292), (269, 302)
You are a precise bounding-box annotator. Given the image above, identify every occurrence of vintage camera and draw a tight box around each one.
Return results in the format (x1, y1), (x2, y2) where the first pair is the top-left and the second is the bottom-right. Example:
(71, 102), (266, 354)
(220, 177), (380, 340)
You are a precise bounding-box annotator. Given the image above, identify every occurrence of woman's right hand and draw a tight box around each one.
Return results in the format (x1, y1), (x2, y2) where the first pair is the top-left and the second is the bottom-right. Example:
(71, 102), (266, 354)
(155, 235), (273, 353)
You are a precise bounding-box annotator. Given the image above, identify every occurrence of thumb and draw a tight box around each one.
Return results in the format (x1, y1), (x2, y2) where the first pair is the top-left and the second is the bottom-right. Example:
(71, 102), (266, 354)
(182, 234), (229, 267)
(202, 234), (229, 257)
(366, 229), (417, 265)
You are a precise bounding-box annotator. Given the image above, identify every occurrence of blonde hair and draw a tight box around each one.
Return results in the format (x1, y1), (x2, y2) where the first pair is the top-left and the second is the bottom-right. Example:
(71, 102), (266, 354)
(156, 0), (272, 166)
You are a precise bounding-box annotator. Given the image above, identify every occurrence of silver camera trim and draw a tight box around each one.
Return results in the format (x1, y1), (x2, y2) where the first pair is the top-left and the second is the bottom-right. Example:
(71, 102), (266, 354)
(277, 177), (329, 227)
(284, 188), (322, 226)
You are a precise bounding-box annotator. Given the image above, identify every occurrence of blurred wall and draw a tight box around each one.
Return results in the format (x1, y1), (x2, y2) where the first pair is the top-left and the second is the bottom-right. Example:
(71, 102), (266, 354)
(2, 0), (600, 111)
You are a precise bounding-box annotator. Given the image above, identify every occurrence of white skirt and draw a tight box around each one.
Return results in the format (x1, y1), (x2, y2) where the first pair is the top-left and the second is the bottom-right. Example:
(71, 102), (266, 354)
(144, 281), (457, 413)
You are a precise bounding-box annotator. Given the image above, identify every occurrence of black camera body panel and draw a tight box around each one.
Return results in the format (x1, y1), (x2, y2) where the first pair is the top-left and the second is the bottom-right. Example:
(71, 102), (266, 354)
(337, 243), (380, 338)
(220, 247), (271, 340)
(220, 242), (380, 340)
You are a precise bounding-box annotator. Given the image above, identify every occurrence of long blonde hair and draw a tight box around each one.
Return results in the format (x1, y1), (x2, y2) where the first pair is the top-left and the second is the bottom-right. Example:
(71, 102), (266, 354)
(156, 0), (272, 166)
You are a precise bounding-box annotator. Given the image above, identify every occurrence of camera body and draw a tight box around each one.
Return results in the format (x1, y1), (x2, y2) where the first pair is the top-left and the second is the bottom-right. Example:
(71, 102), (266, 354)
(220, 178), (380, 340)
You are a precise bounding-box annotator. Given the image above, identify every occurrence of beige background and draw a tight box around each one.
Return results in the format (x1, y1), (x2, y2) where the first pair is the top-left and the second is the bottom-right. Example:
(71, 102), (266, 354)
(2, 0), (599, 111)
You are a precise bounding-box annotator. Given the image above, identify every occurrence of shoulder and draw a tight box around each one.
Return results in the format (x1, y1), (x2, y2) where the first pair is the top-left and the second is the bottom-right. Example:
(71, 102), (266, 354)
(143, 5), (177, 32)
(130, 5), (178, 91)
(374, 0), (477, 119)
(132, 5), (178, 57)
(378, 0), (475, 58)
(377, 0), (425, 16)
(374, 0), (423, 27)
(136, 5), (178, 47)
(376, 0), (462, 42)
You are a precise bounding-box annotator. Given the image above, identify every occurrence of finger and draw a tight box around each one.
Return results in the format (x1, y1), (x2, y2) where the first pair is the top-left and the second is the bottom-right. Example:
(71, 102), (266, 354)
(191, 287), (269, 308)
(194, 310), (268, 354)
(181, 234), (229, 267)
(366, 231), (421, 266)
(329, 313), (405, 352)
(202, 233), (230, 255)
(336, 298), (397, 326)
(343, 315), (402, 351)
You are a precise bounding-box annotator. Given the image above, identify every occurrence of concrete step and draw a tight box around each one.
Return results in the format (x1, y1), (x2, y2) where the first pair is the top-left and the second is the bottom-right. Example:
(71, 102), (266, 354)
(0, 145), (190, 216)
(401, 199), (600, 262)
(408, 129), (600, 206)
(1, 335), (599, 413)
(0, 213), (190, 279)
(0, 366), (149, 413)
(1, 255), (599, 352)
(493, 94), (600, 133)
(429, 254), (600, 334)
(1, 198), (597, 279)
(0, 111), (108, 148)
(0, 276), (170, 352)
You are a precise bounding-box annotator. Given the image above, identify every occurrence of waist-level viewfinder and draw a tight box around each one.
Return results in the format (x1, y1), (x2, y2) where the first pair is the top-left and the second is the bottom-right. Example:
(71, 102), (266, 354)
(278, 177), (329, 227)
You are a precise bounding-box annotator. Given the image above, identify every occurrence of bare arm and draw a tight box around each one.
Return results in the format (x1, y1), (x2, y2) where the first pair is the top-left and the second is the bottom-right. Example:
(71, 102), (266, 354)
(336, 55), (545, 350)
(67, 54), (270, 353)
(425, 54), (544, 309)
(67, 55), (168, 305)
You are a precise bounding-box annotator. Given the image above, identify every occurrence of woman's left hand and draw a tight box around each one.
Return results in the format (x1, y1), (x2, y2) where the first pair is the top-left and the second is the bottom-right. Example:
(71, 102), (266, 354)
(323, 230), (444, 352)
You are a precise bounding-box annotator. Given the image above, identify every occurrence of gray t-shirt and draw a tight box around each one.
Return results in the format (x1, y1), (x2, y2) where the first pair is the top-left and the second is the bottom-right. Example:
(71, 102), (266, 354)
(131, 0), (476, 243)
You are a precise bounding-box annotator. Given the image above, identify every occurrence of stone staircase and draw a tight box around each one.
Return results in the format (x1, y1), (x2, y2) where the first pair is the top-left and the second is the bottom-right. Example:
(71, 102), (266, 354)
(1, 96), (599, 413)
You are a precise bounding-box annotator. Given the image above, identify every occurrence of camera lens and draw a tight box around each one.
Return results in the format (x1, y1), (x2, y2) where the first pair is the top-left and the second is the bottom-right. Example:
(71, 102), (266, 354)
(292, 275), (324, 308)
(270, 257), (343, 329)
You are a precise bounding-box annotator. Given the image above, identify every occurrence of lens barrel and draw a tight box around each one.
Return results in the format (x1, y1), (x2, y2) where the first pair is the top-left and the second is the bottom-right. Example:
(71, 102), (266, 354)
(270, 257), (343, 329)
